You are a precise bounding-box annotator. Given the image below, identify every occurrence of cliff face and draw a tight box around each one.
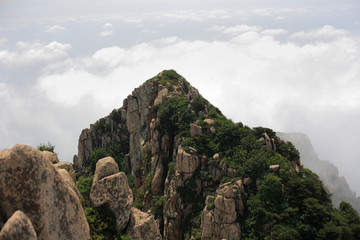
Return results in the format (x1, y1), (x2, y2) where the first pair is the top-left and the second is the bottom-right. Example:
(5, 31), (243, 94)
(74, 71), (199, 175)
(74, 70), (360, 240)
(277, 132), (360, 213)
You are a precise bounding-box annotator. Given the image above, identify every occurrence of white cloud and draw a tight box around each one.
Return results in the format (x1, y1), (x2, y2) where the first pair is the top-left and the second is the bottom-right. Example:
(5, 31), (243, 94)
(99, 30), (114, 37)
(0, 41), (71, 66)
(261, 29), (288, 36)
(222, 24), (262, 35)
(45, 25), (66, 33)
(290, 25), (349, 41)
(37, 25), (360, 114)
(99, 22), (114, 37)
(102, 23), (113, 29)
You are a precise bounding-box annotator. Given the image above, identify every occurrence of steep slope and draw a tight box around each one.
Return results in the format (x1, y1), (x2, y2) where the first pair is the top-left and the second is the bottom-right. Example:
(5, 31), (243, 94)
(74, 70), (360, 240)
(277, 132), (360, 213)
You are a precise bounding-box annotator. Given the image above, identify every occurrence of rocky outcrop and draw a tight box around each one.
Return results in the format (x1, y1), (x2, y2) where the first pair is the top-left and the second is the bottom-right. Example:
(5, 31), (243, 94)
(74, 71), (200, 175)
(125, 207), (163, 240)
(0, 210), (37, 240)
(92, 156), (119, 184)
(74, 113), (129, 172)
(0, 144), (90, 240)
(258, 132), (276, 151)
(54, 161), (76, 183)
(201, 181), (244, 240)
(190, 123), (202, 137)
(269, 164), (280, 172)
(90, 164), (133, 232)
(175, 147), (200, 176)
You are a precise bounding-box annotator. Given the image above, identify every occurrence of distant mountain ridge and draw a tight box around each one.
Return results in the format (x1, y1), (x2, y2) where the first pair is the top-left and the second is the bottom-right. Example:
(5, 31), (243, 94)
(277, 132), (360, 213)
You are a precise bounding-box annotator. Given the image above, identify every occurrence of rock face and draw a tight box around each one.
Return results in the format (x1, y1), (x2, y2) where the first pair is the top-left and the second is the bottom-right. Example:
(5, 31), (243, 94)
(58, 169), (83, 201)
(90, 168), (133, 232)
(74, 71), (200, 175)
(0, 210), (37, 240)
(126, 208), (163, 240)
(0, 144), (90, 240)
(201, 182), (244, 240)
(54, 161), (76, 183)
(175, 147), (200, 175)
(41, 150), (59, 164)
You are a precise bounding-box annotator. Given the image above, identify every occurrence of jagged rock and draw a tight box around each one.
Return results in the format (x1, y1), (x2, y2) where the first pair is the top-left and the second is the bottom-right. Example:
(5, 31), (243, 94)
(54, 161), (76, 183)
(269, 164), (280, 172)
(92, 157), (119, 184)
(210, 126), (216, 134)
(0, 144), (90, 240)
(175, 147), (200, 175)
(41, 150), (59, 164)
(58, 169), (83, 201)
(90, 172), (133, 232)
(126, 84), (152, 172)
(258, 132), (276, 151)
(0, 210), (37, 240)
(201, 184), (242, 240)
(75, 128), (93, 171)
(126, 208), (163, 240)
(190, 123), (202, 137)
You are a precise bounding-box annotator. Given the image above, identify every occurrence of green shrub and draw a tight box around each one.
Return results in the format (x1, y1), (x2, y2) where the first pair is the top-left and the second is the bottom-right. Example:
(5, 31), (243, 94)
(191, 95), (207, 113)
(157, 96), (195, 136)
(77, 176), (93, 197)
(37, 142), (55, 153)
(151, 195), (164, 217)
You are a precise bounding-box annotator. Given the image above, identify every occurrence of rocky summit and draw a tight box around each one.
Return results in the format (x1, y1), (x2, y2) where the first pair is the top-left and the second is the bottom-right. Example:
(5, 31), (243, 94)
(1, 70), (360, 240)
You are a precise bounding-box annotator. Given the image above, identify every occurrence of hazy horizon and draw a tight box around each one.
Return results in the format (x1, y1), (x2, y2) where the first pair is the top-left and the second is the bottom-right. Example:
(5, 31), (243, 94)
(1, 0), (360, 195)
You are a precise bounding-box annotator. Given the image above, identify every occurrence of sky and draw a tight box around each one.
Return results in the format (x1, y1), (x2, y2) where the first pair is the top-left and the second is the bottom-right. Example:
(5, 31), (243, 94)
(1, 0), (360, 194)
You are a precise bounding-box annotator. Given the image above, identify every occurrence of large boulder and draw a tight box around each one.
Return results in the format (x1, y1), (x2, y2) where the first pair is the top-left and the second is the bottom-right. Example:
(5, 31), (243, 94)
(175, 147), (200, 175)
(190, 123), (202, 137)
(125, 208), (162, 240)
(0, 144), (90, 240)
(0, 210), (37, 240)
(54, 161), (76, 183)
(90, 172), (133, 232)
(92, 156), (119, 184)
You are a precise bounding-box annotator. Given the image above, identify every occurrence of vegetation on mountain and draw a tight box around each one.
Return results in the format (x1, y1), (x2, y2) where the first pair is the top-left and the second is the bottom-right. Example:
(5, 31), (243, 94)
(73, 70), (360, 240)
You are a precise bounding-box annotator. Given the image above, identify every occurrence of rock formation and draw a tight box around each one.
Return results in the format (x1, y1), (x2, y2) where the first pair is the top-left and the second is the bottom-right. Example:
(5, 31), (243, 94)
(54, 161), (76, 182)
(0, 144), (90, 240)
(0, 210), (37, 240)
(126, 207), (163, 240)
(201, 181), (244, 240)
(90, 157), (133, 232)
